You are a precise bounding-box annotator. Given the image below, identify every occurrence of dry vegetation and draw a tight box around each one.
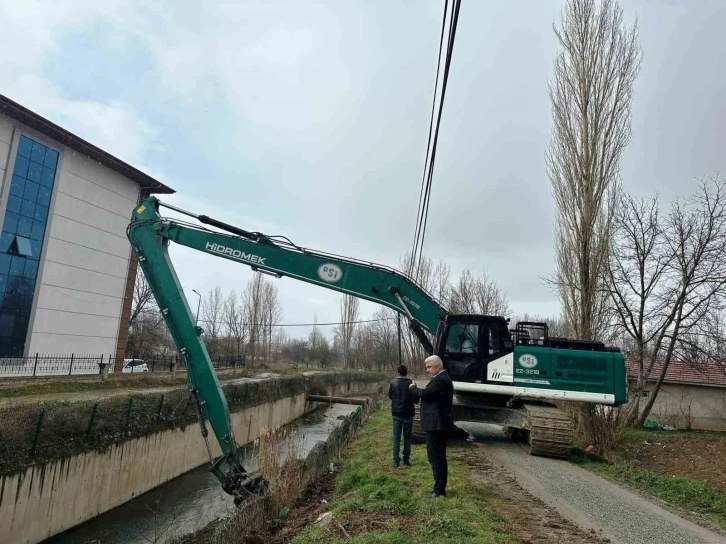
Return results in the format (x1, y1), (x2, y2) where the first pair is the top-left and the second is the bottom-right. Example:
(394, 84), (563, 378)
(173, 398), (374, 544)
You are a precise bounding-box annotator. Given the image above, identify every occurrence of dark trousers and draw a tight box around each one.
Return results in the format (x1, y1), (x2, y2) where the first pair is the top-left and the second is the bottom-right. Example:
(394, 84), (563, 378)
(392, 416), (413, 465)
(425, 430), (448, 495)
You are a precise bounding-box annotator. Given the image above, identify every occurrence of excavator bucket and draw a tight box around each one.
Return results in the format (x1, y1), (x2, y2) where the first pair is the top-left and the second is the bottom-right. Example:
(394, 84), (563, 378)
(214, 458), (268, 503)
(230, 474), (268, 505)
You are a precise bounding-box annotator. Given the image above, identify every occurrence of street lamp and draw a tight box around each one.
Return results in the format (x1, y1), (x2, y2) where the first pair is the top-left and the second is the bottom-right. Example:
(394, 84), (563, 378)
(192, 289), (202, 326)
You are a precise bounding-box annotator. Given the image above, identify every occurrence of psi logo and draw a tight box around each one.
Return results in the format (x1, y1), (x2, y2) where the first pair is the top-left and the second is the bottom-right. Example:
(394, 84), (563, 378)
(519, 354), (538, 369)
(318, 263), (342, 283)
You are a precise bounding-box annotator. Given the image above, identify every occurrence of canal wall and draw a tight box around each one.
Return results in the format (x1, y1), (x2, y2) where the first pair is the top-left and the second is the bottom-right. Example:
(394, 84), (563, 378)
(0, 371), (384, 544)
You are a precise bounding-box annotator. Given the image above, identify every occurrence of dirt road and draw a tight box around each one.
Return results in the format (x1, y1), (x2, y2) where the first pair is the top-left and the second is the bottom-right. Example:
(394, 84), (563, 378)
(460, 422), (725, 544)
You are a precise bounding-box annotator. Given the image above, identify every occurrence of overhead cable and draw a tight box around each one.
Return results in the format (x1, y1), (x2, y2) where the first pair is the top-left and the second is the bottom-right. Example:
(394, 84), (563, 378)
(409, 0), (462, 280)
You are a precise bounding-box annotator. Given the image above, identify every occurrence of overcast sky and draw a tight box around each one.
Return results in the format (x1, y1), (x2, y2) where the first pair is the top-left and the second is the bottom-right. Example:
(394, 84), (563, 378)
(1, 0), (724, 339)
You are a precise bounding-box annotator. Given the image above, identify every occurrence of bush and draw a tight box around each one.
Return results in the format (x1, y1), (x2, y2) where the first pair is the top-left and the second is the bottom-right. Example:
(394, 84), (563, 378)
(564, 402), (628, 457)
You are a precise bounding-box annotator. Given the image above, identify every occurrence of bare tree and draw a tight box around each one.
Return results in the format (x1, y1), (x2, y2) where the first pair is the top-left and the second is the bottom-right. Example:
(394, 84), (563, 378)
(448, 269), (477, 314)
(351, 324), (378, 370)
(637, 178), (726, 424)
(608, 177), (726, 425)
(473, 271), (511, 316)
(607, 191), (670, 417)
(400, 253), (432, 370)
(126, 308), (171, 358)
(126, 269), (170, 358)
(129, 268), (156, 328)
(547, 0), (642, 341)
(448, 270), (511, 316)
(281, 337), (308, 366)
(336, 294), (359, 368)
(511, 313), (571, 338)
(261, 281), (282, 364)
(224, 290), (248, 361)
(431, 259), (451, 303)
(675, 310), (726, 372)
(308, 316), (332, 367)
(397, 252), (452, 371)
(274, 327), (289, 363)
(243, 273), (264, 367)
(367, 307), (399, 371)
(200, 286), (224, 357)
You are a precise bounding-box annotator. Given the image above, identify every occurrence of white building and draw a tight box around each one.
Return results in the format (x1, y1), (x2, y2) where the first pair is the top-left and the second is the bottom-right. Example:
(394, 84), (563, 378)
(0, 95), (174, 361)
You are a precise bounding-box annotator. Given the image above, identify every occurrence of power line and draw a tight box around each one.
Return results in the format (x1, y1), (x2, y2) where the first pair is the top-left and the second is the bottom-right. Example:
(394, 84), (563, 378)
(410, 1), (449, 278)
(409, 0), (462, 279)
(190, 317), (396, 328)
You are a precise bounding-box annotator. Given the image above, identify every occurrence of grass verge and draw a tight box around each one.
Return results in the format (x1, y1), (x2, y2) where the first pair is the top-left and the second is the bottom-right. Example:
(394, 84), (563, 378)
(572, 451), (726, 529)
(0, 364), (383, 399)
(624, 428), (726, 444)
(0, 370), (246, 398)
(291, 409), (514, 544)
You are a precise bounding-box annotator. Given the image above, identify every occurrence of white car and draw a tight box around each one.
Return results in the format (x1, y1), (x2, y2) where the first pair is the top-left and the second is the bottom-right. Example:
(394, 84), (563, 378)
(122, 358), (149, 373)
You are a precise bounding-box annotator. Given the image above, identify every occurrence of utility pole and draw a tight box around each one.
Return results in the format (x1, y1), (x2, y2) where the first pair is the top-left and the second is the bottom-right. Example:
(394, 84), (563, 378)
(397, 314), (402, 366)
(192, 289), (202, 326)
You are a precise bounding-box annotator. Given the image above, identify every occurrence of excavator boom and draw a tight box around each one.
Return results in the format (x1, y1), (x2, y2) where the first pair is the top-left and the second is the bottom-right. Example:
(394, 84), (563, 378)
(127, 196), (448, 497)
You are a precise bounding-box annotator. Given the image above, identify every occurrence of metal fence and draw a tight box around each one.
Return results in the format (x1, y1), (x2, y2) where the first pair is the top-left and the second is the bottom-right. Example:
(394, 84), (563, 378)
(0, 389), (199, 474)
(0, 353), (247, 378)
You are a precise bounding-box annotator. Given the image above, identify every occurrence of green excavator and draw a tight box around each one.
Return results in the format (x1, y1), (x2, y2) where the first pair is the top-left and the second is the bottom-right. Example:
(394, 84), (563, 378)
(127, 196), (627, 499)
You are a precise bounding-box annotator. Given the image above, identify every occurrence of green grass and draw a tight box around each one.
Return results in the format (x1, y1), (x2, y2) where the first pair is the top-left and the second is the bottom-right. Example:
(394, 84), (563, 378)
(0, 375), (184, 398)
(623, 428), (726, 444)
(572, 453), (726, 529)
(0, 366), (384, 399)
(0, 368), (260, 399)
(291, 409), (514, 544)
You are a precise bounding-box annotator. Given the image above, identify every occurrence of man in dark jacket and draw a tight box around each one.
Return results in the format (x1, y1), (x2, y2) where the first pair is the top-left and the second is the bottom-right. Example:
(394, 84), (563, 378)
(388, 364), (418, 468)
(409, 355), (454, 498)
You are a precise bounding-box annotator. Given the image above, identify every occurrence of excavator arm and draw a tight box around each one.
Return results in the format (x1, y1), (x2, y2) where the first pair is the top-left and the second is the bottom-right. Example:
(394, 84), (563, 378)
(126, 196), (449, 498)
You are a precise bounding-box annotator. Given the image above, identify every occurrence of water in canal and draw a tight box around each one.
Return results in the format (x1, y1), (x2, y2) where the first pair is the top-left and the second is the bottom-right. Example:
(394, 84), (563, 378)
(47, 403), (358, 544)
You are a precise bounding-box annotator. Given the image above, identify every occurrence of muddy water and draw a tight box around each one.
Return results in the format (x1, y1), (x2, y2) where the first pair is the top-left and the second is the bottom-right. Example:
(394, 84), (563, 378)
(46, 403), (358, 544)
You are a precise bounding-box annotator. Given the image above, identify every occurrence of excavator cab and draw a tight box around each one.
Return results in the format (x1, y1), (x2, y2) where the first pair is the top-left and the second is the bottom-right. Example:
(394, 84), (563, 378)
(435, 314), (513, 383)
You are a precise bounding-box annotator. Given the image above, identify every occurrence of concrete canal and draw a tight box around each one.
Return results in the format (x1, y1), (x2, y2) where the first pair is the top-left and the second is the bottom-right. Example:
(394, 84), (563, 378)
(0, 371), (383, 544)
(46, 403), (358, 544)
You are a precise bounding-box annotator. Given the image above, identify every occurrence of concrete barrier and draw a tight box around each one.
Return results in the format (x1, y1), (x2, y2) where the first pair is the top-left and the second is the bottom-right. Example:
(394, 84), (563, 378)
(0, 371), (383, 544)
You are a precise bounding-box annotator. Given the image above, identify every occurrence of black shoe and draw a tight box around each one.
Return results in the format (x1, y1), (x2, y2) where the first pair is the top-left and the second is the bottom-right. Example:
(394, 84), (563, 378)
(426, 491), (446, 499)
(392, 462), (400, 468)
(403, 461), (412, 467)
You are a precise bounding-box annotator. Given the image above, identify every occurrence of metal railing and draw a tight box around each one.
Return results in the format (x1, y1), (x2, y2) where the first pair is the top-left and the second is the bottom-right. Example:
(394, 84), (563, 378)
(0, 354), (247, 378)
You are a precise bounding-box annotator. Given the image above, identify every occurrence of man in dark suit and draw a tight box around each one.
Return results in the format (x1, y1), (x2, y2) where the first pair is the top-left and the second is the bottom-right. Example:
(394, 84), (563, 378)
(409, 355), (454, 498)
(388, 364), (418, 468)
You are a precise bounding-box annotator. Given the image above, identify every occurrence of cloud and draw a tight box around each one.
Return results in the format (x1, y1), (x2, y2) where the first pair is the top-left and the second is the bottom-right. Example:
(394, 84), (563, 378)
(19, 0), (726, 339)
(4, 75), (160, 166)
(0, 0), (160, 167)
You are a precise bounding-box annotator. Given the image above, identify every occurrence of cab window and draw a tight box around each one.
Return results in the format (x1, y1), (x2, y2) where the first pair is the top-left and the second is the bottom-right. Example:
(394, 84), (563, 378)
(483, 327), (496, 355)
(445, 323), (478, 356)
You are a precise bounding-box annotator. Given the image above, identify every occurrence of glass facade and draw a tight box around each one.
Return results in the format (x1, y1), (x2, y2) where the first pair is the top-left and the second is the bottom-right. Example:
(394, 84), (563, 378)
(0, 135), (58, 356)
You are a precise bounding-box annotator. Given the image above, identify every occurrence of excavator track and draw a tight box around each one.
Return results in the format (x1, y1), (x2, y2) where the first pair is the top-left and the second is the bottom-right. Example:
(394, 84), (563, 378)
(445, 394), (575, 459)
(519, 403), (574, 459)
(408, 394), (575, 458)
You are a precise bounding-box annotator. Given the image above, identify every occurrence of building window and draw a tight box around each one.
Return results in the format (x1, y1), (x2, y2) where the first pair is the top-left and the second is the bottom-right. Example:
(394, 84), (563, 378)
(0, 135), (58, 356)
